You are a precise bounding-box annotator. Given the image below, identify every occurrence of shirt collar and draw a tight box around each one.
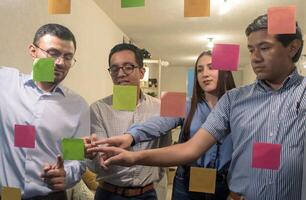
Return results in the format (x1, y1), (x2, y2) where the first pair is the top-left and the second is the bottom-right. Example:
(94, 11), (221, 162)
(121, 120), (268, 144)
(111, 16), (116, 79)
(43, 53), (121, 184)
(255, 68), (302, 92)
(24, 77), (66, 96)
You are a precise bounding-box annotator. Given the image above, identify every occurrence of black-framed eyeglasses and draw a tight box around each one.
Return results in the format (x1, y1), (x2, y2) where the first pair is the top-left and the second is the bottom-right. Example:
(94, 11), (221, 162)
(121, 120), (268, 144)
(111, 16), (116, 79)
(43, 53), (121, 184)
(33, 44), (76, 67)
(108, 63), (139, 76)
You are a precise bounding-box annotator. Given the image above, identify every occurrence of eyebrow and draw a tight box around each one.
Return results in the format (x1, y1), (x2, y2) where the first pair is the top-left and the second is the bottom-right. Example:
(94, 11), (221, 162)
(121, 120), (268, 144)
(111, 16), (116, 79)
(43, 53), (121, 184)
(248, 41), (272, 48)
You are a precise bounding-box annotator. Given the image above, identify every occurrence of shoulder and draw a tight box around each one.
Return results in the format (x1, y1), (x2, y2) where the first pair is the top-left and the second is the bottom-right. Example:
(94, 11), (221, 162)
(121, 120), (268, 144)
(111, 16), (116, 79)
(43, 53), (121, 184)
(61, 86), (89, 108)
(90, 95), (112, 111)
(226, 82), (256, 100)
(143, 93), (160, 105)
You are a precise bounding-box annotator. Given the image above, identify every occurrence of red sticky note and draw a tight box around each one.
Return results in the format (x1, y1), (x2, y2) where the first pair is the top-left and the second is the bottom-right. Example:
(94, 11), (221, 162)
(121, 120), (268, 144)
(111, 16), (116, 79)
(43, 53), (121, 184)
(212, 44), (240, 71)
(252, 142), (281, 170)
(268, 5), (296, 34)
(160, 92), (186, 117)
(14, 125), (36, 148)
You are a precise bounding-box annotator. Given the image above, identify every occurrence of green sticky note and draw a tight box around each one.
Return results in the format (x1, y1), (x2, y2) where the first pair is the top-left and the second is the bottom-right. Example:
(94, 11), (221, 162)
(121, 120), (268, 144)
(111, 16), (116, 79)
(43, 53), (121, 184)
(33, 58), (55, 82)
(113, 85), (137, 111)
(61, 138), (84, 160)
(1, 187), (21, 200)
(121, 0), (145, 8)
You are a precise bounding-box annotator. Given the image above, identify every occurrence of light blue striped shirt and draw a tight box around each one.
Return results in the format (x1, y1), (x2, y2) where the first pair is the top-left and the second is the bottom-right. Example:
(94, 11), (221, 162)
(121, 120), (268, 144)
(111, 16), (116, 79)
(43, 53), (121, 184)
(0, 67), (90, 198)
(202, 69), (306, 200)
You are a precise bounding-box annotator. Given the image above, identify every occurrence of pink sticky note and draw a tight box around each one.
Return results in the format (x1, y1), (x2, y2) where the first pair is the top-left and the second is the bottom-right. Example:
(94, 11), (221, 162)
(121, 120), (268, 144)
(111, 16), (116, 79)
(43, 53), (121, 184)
(212, 44), (240, 71)
(268, 5), (296, 34)
(252, 142), (281, 170)
(160, 92), (186, 117)
(14, 125), (36, 148)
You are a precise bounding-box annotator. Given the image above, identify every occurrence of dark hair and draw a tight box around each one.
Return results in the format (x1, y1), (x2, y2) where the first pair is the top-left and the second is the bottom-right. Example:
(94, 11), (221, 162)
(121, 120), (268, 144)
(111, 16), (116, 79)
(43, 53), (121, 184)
(245, 14), (304, 63)
(182, 51), (236, 141)
(108, 43), (143, 67)
(33, 24), (76, 50)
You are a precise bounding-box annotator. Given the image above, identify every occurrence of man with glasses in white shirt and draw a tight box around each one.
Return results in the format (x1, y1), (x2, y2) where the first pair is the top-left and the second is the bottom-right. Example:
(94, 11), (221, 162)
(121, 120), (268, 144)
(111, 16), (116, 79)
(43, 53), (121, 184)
(0, 23), (89, 200)
(86, 43), (171, 200)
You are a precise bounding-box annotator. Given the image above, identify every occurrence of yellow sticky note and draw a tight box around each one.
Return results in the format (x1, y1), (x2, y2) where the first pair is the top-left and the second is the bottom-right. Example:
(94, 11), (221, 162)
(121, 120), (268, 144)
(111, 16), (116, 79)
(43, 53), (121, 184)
(189, 167), (216, 193)
(184, 0), (210, 17)
(1, 187), (21, 200)
(48, 0), (71, 14)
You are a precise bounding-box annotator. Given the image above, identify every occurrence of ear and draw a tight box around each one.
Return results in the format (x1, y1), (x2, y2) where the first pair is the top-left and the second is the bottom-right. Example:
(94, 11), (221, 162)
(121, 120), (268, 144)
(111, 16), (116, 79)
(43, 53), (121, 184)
(139, 67), (145, 79)
(28, 44), (37, 59)
(288, 39), (302, 59)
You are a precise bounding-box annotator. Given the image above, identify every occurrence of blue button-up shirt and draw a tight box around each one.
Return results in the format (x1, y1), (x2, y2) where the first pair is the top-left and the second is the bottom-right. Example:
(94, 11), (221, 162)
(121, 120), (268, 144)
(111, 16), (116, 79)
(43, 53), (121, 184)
(202, 69), (306, 200)
(129, 100), (232, 171)
(0, 67), (90, 198)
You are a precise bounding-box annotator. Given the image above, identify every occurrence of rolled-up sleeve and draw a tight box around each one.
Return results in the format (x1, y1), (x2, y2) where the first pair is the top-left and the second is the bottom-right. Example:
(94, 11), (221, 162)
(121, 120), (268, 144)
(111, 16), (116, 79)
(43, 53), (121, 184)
(201, 91), (231, 142)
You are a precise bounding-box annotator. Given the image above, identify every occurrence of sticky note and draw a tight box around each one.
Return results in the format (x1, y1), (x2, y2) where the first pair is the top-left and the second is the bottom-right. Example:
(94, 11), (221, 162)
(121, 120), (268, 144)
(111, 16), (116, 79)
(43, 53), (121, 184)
(33, 58), (55, 82)
(189, 167), (216, 193)
(113, 85), (137, 111)
(184, 0), (210, 17)
(187, 68), (194, 97)
(252, 142), (281, 170)
(121, 0), (145, 8)
(1, 187), (21, 200)
(61, 138), (85, 160)
(268, 5), (296, 34)
(161, 92), (186, 117)
(14, 125), (36, 148)
(212, 44), (240, 71)
(48, 0), (71, 14)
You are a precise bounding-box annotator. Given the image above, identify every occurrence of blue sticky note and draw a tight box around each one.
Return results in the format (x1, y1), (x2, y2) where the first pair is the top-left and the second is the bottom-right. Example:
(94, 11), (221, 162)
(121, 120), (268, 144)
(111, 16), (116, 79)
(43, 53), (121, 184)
(187, 68), (194, 97)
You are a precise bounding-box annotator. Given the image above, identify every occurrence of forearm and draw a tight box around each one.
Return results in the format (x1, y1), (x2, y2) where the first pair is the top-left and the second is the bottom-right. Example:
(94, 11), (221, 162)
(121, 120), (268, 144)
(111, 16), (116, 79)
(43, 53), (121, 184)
(134, 128), (216, 167)
(129, 116), (182, 143)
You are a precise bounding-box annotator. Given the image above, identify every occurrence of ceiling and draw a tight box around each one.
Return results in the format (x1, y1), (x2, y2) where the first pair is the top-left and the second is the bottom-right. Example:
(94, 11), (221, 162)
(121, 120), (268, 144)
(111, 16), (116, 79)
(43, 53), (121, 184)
(94, 0), (306, 69)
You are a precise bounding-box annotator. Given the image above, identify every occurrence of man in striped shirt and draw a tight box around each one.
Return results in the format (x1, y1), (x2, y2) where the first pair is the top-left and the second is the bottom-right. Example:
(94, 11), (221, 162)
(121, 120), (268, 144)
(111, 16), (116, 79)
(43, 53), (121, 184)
(89, 14), (306, 200)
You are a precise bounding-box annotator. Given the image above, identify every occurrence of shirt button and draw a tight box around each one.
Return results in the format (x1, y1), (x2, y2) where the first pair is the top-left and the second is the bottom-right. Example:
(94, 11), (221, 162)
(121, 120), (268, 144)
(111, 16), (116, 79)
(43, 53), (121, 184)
(269, 133), (273, 136)
(25, 179), (31, 183)
(27, 156), (32, 161)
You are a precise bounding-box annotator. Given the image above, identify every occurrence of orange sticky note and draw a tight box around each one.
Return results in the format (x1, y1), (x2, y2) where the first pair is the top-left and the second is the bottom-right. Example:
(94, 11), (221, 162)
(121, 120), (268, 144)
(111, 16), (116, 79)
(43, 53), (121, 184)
(48, 0), (71, 14)
(268, 5), (296, 34)
(160, 92), (186, 117)
(184, 0), (210, 17)
(189, 167), (216, 193)
(1, 187), (21, 200)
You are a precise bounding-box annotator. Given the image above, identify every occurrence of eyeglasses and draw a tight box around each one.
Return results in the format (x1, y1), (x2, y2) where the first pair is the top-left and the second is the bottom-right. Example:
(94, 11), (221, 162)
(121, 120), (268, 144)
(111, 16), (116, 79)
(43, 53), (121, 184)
(108, 63), (139, 76)
(33, 44), (76, 67)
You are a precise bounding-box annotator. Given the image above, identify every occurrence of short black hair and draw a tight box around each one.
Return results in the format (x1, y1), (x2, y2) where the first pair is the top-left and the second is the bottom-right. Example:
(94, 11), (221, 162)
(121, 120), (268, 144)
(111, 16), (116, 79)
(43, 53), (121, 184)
(108, 43), (143, 67)
(33, 23), (76, 50)
(245, 14), (304, 63)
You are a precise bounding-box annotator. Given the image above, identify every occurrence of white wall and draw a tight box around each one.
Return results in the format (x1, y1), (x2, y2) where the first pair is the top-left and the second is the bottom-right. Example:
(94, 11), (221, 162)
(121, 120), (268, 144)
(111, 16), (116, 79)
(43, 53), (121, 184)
(0, 0), (125, 104)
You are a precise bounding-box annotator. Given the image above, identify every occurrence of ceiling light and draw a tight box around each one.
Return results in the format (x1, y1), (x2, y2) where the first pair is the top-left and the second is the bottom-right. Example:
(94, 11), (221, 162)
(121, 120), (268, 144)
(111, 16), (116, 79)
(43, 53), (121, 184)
(219, 0), (230, 15)
(207, 38), (214, 49)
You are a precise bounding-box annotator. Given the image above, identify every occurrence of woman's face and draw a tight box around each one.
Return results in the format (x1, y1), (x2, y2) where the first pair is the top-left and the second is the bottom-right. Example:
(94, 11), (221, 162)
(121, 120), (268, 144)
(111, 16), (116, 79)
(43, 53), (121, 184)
(196, 55), (219, 94)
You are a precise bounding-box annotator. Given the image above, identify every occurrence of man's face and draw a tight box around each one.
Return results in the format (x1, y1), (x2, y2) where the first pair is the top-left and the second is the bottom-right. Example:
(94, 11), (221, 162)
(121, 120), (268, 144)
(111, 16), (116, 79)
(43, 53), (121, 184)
(247, 30), (294, 85)
(109, 50), (144, 86)
(29, 34), (75, 84)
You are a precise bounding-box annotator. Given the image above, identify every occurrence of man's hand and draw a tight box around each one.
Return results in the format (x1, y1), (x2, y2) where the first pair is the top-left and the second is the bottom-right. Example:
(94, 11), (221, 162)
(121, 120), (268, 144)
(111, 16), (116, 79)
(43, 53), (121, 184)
(94, 134), (134, 149)
(41, 155), (66, 191)
(84, 134), (99, 159)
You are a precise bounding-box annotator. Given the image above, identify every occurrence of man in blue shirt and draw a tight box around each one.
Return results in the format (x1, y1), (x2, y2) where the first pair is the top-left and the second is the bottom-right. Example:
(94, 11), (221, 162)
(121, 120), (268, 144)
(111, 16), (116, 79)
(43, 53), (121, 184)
(0, 24), (89, 199)
(89, 14), (306, 200)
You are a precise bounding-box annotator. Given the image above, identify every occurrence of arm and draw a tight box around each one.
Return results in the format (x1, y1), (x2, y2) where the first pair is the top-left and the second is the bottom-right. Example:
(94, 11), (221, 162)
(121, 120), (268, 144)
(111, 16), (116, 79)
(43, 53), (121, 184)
(94, 116), (183, 149)
(98, 128), (216, 167)
(128, 116), (183, 143)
